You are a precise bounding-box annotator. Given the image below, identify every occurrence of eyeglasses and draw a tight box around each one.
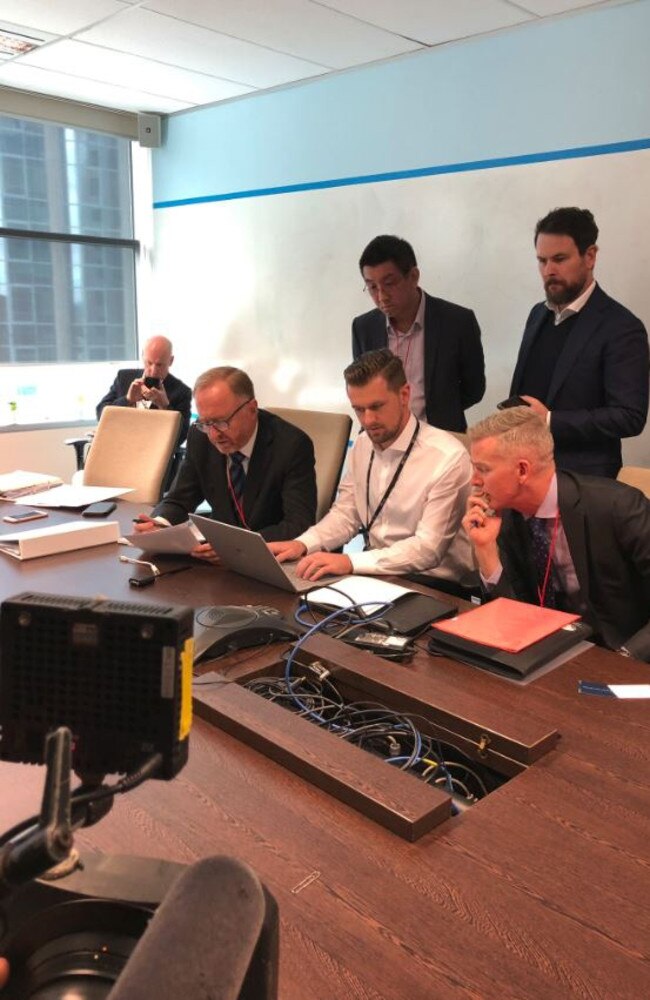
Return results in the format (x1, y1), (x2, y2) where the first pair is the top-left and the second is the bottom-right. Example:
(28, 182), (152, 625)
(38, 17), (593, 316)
(194, 398), (253, 433)
(363, 274), (408, 296)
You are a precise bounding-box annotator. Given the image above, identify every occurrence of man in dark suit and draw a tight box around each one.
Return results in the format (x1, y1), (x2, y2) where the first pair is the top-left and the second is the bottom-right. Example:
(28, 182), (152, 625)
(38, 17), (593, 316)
(352, 235), (485, 432)
(510, 207), (649, 478)
(463, 407), (650, 661)
(134, 366), (317, 560)
(97, 335), (192, 444)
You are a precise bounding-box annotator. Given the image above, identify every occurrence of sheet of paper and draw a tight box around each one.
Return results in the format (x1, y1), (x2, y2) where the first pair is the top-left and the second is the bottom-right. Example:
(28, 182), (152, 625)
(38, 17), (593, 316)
(307, 575), (412, 615)
(122, 520), (204, 555)
(26, 485), (133, 507)
(608, 684), (650, 699)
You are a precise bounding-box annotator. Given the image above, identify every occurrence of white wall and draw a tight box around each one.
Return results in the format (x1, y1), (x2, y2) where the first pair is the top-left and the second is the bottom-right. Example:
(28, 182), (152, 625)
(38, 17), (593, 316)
(0, 425), (89, 480)
(154, 148), (650, 465)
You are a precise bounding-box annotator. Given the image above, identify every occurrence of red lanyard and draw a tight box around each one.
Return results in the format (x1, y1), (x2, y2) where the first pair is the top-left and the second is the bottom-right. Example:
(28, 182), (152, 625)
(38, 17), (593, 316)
(538, 510), (561, 607)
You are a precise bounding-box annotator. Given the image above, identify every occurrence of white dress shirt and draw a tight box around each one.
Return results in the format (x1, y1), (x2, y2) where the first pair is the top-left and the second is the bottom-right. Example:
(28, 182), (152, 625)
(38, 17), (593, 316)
(387, 290), (426, 421)
(298, 413), (475, 583)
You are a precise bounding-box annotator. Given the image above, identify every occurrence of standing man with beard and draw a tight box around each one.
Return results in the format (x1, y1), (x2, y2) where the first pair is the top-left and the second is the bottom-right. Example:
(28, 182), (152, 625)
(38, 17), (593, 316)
(509, 207), (649, 478)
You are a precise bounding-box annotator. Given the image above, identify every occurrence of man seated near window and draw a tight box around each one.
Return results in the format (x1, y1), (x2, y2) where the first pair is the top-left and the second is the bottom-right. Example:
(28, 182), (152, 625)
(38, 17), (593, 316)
(462, 406), (650, 660)
(134, 366), (317, 561)
(269, 349), (475, 593)
(97, 335), (192, 443)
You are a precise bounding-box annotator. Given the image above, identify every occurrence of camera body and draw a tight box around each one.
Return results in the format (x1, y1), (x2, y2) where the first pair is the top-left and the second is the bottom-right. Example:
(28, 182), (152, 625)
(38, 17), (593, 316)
(143, 376), (161, 389)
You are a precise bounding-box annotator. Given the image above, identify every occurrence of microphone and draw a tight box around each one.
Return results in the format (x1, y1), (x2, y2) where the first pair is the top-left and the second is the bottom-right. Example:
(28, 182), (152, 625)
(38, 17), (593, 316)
(109, 857), (278, 1000)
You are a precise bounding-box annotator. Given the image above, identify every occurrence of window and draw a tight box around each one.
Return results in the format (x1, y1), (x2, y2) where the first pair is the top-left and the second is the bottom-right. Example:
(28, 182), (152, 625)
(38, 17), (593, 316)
(0, 115), (141, 425)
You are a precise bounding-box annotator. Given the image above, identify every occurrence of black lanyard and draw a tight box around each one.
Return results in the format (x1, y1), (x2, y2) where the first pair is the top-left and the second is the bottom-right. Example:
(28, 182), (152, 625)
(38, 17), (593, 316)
(360, 421), (420, 550)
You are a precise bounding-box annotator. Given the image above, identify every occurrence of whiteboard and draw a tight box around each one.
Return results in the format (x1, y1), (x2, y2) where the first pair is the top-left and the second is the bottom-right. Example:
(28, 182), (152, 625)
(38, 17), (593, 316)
(153, 147), (650, 465)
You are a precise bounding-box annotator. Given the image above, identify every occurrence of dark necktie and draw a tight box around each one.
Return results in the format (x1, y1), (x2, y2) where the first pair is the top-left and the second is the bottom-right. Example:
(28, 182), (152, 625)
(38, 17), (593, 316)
(229, 451), (246, 501)
(527, 516), (558, 608)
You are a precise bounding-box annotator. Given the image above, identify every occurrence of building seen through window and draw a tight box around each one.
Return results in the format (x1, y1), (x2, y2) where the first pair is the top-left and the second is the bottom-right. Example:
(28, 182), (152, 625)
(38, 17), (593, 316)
(0, 114), (143, 427)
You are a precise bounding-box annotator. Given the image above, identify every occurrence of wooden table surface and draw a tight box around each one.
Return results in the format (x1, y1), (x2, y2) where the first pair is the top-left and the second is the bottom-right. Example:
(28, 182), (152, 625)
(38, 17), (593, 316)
(0, 500), (649, 999)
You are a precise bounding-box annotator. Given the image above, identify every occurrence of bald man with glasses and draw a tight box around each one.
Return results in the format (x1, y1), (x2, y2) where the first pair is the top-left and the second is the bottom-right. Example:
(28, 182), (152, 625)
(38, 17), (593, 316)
(134, 366), (317, 559)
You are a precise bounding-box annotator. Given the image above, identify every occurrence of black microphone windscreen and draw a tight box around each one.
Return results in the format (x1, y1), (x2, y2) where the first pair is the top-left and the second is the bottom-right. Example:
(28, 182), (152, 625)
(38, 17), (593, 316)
(108, 856), (278, 1000)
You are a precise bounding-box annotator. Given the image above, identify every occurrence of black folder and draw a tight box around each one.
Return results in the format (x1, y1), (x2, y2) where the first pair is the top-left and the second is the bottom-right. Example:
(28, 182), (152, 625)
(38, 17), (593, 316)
(427, 619), (592, 678)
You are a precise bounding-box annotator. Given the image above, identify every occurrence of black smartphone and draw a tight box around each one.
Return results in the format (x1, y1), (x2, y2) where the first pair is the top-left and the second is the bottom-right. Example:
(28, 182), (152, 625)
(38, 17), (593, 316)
(144, 376), (161, 389)
(496, 395), (530, 410)
(82, 501), (117, 518)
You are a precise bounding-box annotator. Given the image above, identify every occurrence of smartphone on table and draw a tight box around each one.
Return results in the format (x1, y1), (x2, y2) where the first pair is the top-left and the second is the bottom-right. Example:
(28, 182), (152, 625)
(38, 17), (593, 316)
(3, 509), (49, 524)
(82, 502), (117, 518)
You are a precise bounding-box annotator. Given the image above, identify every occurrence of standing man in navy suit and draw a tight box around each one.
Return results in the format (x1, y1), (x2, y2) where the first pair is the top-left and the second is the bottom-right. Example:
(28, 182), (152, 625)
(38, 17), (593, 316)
(510, 207), (649, 478)
(352, 235), (485, 432)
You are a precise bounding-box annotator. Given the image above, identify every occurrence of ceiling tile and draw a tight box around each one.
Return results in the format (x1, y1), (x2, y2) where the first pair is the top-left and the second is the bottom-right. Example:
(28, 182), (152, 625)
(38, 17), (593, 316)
(0, 1), (125, 36)
(0, 61), (192, 113)
(316, 0), (532, 45)
(144, 0), (420, 68)
(21, 39), (254, 104)
(77, 6), (330, 87)
(512, 0), (611, 14)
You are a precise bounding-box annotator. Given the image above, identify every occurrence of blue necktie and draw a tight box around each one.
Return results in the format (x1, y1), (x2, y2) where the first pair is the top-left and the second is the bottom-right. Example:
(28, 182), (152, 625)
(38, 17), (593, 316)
(527, 516), (558, 608)
(229, 451), (246, 501)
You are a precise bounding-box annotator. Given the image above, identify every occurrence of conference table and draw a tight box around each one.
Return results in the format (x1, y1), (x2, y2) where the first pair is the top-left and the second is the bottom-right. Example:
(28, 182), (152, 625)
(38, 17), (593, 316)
(0, 500), (649, 999)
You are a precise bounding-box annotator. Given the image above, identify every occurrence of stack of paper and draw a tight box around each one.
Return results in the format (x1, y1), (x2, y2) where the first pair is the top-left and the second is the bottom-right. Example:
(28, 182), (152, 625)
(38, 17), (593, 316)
(0, 470), (62, 500)
(0, 520), (120, 560)
(26, 485), (133, 508)
(308, 576), (412, 616)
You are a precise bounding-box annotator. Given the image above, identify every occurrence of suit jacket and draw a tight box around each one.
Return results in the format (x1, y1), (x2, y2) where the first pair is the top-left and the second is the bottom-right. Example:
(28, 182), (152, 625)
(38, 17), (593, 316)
(96, 369), (192, 444)
(352, 291), (485, 431)
(493, 471), (650, 661)
(151, 409), (317, 542)
(510, 284), (649, 477)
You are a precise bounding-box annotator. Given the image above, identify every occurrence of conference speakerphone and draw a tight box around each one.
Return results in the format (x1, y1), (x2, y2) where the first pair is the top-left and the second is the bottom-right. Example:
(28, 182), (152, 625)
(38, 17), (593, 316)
(193, 605), (301, 663)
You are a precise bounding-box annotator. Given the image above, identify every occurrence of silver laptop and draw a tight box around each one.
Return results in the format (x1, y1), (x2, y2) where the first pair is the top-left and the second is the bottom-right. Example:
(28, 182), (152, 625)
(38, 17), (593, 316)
(190, 514), (334, 593)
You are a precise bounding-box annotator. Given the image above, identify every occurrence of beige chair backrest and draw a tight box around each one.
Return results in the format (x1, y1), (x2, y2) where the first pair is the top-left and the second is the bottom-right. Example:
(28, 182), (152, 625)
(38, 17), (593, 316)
(267, 407), (352, 520)
(617, 465), (650, 499)
(82, 406), (182, 504)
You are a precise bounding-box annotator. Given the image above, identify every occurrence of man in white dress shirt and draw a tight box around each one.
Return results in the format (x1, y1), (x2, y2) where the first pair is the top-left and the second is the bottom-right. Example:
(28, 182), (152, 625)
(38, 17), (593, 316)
(269, 349), (475, 590)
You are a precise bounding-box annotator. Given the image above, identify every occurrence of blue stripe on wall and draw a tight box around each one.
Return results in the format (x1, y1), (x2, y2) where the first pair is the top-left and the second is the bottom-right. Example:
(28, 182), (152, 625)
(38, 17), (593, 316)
(153, 137), (650, 210)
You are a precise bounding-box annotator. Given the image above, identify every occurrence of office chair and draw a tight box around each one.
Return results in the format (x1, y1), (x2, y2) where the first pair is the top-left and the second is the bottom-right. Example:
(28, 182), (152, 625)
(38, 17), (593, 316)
(266, 407), (352, 520)
(617, 465), (650, 499)
(64, 431), (95, 471)
(78, 406), (182, 504)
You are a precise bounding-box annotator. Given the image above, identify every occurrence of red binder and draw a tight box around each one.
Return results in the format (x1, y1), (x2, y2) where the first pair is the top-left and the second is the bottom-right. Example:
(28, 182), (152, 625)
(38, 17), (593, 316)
(431, 597), (580, 654)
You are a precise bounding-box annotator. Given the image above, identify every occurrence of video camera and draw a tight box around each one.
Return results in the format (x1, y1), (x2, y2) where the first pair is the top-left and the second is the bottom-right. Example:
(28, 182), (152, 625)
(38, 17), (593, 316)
(0, 593), (278, 999)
